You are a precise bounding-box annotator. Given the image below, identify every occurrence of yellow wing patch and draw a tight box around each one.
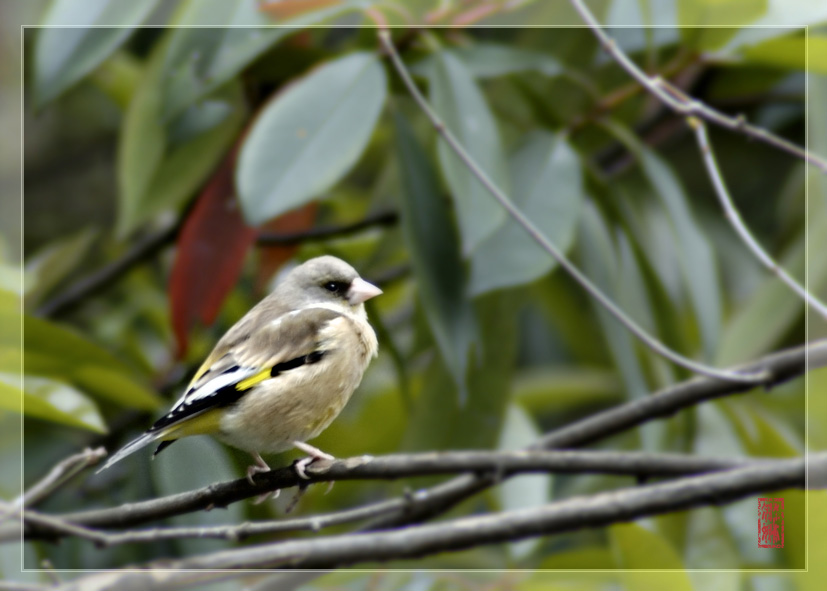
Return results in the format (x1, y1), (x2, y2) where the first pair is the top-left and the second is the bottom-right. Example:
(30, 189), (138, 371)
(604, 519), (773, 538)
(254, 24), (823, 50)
(236, 368), (271, 391)
(159, 409), (223, 439)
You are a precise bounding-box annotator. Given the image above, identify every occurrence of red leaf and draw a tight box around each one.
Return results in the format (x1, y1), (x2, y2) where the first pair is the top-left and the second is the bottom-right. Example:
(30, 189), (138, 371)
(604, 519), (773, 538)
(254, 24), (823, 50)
(169, 144), (257, 358)
(259, 0), (342, 20)
(254, 202), (319, 293)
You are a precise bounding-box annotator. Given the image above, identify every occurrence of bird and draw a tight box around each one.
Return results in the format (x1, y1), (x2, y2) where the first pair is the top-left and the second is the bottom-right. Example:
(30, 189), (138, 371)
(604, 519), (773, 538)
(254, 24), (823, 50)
(97, 256), (381, 483)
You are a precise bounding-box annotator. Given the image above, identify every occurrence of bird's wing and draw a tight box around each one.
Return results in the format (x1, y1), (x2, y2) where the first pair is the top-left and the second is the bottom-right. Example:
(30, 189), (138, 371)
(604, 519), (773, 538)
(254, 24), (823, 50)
(96, 306), (344, 472)
(151, 306), (344, 433)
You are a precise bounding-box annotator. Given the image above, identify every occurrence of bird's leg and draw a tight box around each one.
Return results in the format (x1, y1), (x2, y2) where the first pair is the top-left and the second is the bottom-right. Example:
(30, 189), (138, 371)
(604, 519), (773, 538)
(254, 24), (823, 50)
(247, 452), (281, 504)
(246, 451), (271, 485)
(292, 441), (334, 480)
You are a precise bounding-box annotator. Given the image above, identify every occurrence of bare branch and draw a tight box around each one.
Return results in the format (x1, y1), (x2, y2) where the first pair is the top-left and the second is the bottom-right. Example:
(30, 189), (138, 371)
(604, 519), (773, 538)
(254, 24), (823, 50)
(17, 447), (107, 509)
(37, 222), (178, 318)
(16, 449), (770, 542)
(255, 210), (398, 245)
(41, 497), (404, 546)
(20, 511), (110, 545)
(132, 455), (815, 569)
(568, 0), (827, 173)
(377, 30), (768, 384)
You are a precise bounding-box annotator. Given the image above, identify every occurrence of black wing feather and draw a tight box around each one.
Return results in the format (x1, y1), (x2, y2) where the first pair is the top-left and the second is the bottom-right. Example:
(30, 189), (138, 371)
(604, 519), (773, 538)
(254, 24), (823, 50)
(149, 351), (327, 442)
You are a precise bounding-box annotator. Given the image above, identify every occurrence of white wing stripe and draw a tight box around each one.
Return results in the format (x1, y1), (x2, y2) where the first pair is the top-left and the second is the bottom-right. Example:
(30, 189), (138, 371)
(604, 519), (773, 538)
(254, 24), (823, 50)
(174, 366), (258, 410)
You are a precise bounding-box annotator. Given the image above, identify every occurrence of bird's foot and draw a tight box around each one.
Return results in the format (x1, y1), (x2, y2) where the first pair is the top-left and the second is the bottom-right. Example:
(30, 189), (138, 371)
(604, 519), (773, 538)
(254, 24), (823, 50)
(292, 441), (334, 480)
(247, 453), (281, 503)
(246, 451), (272, 485)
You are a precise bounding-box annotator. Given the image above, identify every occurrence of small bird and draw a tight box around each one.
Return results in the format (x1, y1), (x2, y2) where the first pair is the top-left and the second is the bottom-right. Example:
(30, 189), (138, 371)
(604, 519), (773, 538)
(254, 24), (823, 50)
(97, 256), (381, 482)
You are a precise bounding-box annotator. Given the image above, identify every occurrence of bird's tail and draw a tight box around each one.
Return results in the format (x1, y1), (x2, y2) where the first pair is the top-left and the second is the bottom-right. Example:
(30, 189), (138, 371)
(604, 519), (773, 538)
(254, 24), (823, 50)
(96, 431), (160, 473)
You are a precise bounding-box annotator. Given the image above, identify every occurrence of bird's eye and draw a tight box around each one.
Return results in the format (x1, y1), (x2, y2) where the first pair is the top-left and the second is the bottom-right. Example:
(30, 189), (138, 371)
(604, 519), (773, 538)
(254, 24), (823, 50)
(324, 281), (342, 293)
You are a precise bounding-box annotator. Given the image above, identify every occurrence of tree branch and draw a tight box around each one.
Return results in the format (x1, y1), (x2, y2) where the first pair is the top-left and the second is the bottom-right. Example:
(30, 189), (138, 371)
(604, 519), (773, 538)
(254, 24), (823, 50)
(117, 455), (816, 570)
(15, 449), (769, 541)
(255, 210), (398, 245)
(17, 446), (106, 508)
(37, 222), (178, 317)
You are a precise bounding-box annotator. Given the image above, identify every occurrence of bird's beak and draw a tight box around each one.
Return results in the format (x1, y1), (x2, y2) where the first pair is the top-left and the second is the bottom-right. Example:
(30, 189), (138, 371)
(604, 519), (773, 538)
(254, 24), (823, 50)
(347, 277), (383, 305)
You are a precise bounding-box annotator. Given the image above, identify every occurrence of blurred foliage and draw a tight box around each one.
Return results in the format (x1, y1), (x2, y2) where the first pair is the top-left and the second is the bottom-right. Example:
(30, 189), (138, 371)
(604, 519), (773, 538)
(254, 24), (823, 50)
(1, 0), (826, 585)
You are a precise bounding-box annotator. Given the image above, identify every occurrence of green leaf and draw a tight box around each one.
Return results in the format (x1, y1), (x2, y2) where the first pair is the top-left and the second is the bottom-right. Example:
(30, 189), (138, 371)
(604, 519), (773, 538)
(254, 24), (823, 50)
(402, 292), (516, 453)
(413, 43), (562, 80)
(0, 288), (21, 348)
(512, 366), (621, 416)
(605, 0), (680, 51)
(538, 546), (616, 570)
(610, 522), (693, 589)
(117, 36), (246, 236)
(719, 399), (799, 457)
(796, 492), (827, 590)
(469, 131), (583, 295)
(24, 228), (96, 309)
(742, 35), (827, 74)
(159, 2), (281, 122)
(393, 109), (476, 397)
(722, 8), (827, 56)
(18, 315), (161, 410)
(638, 148), (721, 359)
(685, 507), (743, 573)
(0, 265), (24, 298)
(10, 374), (107, 433)
(578, 202), (649, 401)
(237, 52), (386, 226)
(429, 49), (509, 254)
(158, 0), (369, 122)
(0, 376), (21, 413)
(496, 403), (551, 561)
(606, 122), (722, 360)
(33, 0), (160, 108)
(677, 0), (767, 50)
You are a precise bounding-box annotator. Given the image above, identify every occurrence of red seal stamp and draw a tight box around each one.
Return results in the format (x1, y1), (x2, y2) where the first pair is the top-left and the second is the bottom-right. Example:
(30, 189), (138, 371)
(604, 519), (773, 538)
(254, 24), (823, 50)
(758, 497), (784, 548)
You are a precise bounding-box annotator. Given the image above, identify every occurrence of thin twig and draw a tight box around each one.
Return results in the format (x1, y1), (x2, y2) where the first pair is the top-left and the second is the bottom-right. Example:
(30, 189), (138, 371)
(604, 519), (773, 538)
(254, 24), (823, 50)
(690, 117), (827, 319)
(255, 210), (398, 245)
(19, 498), (403, 546)
(37, 222), (179, 317)
(568, 0), (827, 174)
(377, 30), (767, 384)
(18, 447), (107, 509)
(21, 511), (109, 546)
(73, 499), (402, 545)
